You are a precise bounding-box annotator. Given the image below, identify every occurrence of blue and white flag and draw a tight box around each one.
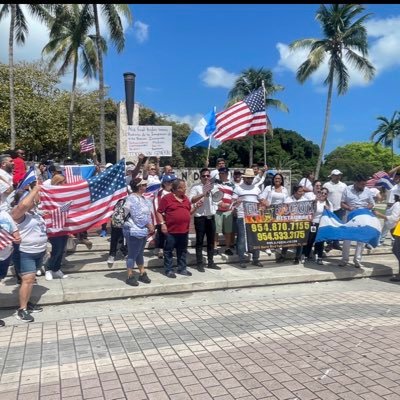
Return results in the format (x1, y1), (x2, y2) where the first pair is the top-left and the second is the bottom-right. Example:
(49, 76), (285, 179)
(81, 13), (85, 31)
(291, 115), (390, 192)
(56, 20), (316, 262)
(185, 109), (220, 148)
(375, 176), (395, 190)
(17, 165), (36, 189)
(315, 208), (381, 247)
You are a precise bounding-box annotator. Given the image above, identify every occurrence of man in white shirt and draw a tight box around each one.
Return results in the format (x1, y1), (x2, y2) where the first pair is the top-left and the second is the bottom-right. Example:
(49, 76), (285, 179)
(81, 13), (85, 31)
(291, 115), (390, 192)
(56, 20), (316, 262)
(323, 169), (347, 251)
(232, 168), (264, 268)
(210, 158), (232, 182)
(189, 168), (220, 272)
(299, 171), (314, 193)
(339, 174), (375, 268)
(0, 154), (14, 206)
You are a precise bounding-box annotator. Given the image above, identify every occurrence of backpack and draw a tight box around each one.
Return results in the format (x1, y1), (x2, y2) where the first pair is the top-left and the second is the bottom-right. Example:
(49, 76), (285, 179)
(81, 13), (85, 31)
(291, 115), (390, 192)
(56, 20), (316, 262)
(111, 198), (129, 228)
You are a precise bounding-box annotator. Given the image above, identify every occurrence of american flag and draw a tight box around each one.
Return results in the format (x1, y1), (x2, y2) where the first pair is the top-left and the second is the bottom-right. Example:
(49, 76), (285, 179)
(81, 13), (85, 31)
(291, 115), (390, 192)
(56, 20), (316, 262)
(80, 136), (95, 153)
(366, 171), (391, 188)
(213, 87), (267, 143)
(0, 227), (14, 250)
(40, 160), (127, 235)
(65, 166), (84, 183)
(49, 201), (72, 230)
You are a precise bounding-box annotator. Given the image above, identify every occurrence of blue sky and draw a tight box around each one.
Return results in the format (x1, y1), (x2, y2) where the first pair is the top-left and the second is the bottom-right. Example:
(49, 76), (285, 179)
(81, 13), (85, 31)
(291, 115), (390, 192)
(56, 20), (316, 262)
(2, 4), (400, 158)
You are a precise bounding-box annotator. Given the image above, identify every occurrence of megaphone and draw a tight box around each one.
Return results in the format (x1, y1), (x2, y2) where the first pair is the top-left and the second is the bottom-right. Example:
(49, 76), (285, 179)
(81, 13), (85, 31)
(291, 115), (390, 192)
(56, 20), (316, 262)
(210, 187), (224, 202)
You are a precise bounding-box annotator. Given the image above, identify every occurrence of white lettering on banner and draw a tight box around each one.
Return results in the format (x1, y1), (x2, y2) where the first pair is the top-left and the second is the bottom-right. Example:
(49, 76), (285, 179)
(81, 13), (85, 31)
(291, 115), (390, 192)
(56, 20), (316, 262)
(127, 126), (172, 157)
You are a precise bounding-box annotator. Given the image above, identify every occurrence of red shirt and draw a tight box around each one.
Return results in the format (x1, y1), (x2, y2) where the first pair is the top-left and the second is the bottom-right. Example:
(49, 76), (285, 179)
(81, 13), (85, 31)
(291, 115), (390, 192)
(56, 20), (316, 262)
(13, 157), (26, 186)
(157, 192), (191, 234)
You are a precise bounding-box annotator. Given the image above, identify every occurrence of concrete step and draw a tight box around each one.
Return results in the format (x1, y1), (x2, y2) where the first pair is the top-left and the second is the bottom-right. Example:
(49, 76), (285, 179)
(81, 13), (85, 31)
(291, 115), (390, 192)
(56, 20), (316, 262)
(0, 252), (397, 308)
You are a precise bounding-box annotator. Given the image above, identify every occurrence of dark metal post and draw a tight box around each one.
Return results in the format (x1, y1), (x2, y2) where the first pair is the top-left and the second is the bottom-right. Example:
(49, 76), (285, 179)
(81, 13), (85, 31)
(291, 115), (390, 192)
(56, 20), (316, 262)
(123, 72), (136, 125)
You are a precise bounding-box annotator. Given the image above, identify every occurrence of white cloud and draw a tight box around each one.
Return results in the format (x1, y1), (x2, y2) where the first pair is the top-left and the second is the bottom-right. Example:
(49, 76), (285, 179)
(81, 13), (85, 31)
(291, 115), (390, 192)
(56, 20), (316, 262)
(332, 123), (345, 133)
(200, 67), (238, 89)
(166, 113), (203, 128)
(276, 15), (400, 90)
(57, 71), (99, 92)
(133, 21), (149, 43)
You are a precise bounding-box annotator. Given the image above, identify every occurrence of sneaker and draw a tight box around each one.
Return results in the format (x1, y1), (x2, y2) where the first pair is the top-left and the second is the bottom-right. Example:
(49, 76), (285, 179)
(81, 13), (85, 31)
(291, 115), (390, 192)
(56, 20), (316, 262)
(0, 319), (4, 327)
(126, 275), (139, 286)
(53, 270), (68, 279)
(81, 239), (93, 250)
(224, 248), (234, 256)
(45, 271), (53, 281)
(389, 275), (400, 282)
(293, 258), (300, 265)
(166, 271), (177, 279)
(207, 263), (221, 270)
(317, 258), (324, 265)
(252, 260), (263, 267)
(300, 255), (305, 264)
(265, 249), (272, 256)
(353, 260), (364, 268)
(107, 256), (115, 267)
(100, 230), (107, 237)
(177, 269), (192, 276)
(36, 269), (42, 277)
(239, 262), (247, 269)
(157, 250), (163, 259)
(27, 302), (43, 313)
(276, 256), (285, 263)
(197, 265), (205, 273)
(338, 260), (349, 267)
(16, 309), (34, 323)
(138, 272), (151, 284)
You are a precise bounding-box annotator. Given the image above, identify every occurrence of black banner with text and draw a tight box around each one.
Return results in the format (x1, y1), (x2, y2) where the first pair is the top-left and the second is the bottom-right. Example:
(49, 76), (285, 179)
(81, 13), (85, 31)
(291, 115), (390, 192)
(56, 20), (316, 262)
(243, 200), (314, 250)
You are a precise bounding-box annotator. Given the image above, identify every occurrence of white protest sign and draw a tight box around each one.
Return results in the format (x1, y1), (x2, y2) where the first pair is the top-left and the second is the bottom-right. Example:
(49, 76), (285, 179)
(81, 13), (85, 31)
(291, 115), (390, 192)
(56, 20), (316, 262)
(127, 125), (172, 156)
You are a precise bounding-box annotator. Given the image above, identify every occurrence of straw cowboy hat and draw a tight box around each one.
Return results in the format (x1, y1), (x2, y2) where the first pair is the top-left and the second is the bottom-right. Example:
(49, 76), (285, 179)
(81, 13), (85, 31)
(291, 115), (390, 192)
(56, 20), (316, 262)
(242, 168), (256, 178)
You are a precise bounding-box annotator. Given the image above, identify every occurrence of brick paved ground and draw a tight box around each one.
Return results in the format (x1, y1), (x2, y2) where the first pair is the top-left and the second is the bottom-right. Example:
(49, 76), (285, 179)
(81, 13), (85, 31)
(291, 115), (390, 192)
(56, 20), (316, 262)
(1, 288), (400, 400)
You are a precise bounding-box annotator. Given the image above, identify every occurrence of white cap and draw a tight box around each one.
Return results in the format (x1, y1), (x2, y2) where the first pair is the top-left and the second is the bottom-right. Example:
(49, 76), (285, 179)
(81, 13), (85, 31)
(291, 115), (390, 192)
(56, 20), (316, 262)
(329, 169), (342, 176)
(105, 163), (113, 169)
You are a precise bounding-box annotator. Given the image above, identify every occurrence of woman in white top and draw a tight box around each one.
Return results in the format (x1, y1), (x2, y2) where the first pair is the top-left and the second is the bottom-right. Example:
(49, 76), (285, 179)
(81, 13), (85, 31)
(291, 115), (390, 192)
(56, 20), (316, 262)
(11, 185), (47, 323)
(302, 187), (333, 265)
(260, 173), (288, 206)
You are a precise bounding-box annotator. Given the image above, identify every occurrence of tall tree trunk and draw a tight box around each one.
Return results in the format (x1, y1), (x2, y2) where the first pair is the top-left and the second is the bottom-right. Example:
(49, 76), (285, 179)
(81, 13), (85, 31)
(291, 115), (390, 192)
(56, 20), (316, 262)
(9, 5), (16, 149)
(315, 67), (334, 180)
(249, 137), (253, 167)
(93, 5), (106, 164)
(68, 57), (78, 158)
(392, 140), (394, 170)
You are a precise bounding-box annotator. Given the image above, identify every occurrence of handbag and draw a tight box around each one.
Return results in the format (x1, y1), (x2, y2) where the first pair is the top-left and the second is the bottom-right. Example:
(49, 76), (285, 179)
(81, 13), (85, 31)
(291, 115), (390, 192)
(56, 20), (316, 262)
(66, 236), (77, 252)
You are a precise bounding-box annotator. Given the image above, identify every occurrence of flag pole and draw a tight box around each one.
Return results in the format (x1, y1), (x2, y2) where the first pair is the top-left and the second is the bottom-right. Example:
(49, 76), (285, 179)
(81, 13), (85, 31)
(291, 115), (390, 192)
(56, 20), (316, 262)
(206, 106), (216, 166)
(261, 80), (267, 167)
(91, 135), (98, 164)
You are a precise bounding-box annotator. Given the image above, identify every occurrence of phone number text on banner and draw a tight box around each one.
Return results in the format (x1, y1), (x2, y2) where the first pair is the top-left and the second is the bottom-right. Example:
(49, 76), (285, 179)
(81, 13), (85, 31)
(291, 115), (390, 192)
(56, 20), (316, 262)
(244, 200), (314, 250)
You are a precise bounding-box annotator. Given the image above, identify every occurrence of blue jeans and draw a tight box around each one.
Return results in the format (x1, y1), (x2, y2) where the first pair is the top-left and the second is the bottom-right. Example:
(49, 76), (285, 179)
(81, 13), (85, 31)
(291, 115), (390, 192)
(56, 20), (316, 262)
(0, 255), (12, 280)
(18, 251), (46, 276)
(163, 233), (188, 274)
(125, 235), (147, 269)
(236, 218), (259, 262)
(48, 236), (68, 272)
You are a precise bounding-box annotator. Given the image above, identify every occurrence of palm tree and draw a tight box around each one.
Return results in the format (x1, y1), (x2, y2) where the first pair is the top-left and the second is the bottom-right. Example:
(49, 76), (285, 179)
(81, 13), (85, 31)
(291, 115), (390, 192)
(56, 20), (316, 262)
(92, 4), (132, 164)
(43, 4), (105, 157)
(0, 4), (50, 148)
(370, 112), (400, 169)
(290, 4), (375, 179)
(227, 67), (288, 166)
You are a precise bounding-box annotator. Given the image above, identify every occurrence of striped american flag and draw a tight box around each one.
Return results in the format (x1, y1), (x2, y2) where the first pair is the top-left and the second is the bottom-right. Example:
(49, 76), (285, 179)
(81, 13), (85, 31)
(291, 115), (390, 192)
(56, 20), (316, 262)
(40, 160), (127, 235)
(64, 166), (84, 183)
(80, 137), (95, 153)
(213, 87), (267, 142)
(49, 201), (72, 230)
(0, 227), (14, 250)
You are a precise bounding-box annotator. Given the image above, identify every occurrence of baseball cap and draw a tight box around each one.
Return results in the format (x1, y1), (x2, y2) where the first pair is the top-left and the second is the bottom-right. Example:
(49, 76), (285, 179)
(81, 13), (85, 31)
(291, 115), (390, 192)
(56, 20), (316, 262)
(329, 169), (342, 176)
(218, 167), (229, 173)
(161, 174), (177, 183)
(233, 169), (243, 175)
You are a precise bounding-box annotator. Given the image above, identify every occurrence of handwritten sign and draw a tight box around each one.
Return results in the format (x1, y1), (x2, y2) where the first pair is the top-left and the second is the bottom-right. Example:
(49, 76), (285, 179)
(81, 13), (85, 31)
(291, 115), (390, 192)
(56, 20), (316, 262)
(244, 200), (314, 250)
(127, 126), (172, 156)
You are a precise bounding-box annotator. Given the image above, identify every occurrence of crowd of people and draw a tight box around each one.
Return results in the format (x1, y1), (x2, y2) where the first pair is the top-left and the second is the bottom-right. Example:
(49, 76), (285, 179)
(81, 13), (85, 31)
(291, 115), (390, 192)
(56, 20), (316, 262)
(0, 150), (399, 326)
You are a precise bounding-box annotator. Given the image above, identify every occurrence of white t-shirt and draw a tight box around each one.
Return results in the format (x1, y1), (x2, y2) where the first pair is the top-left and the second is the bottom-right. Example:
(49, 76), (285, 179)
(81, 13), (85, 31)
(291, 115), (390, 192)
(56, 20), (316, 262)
(313, 200), (333, 223)
(299, 177), (313, 192)
(17, 212), (48, 253)
(323, 180), (347, 211)
(0, 210), (17, 260)
(385, 202), (400, 229)
(232, 184), (261, 218)
(260, 185), (288, 205)
(0, 169), (13, 204)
